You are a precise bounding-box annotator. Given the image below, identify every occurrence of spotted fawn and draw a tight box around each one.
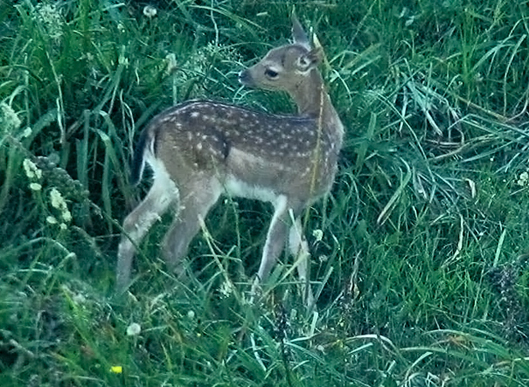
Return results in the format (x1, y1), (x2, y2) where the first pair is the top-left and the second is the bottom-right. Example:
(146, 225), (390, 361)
(117, 17), (344, 307)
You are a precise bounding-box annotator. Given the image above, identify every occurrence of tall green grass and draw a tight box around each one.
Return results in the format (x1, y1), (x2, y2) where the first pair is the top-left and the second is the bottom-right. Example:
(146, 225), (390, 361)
(1, 0), (528, 385)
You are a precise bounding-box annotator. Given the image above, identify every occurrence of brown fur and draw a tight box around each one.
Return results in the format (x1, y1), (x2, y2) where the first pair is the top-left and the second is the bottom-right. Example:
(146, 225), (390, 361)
(116, 17), (344, 308)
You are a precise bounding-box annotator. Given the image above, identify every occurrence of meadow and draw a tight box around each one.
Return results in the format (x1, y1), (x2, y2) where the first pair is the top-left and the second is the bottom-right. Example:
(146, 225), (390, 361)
(1, 0), (529, 385)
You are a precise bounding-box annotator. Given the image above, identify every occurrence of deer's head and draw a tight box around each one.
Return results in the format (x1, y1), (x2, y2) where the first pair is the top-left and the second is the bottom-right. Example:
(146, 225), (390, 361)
(239, 16), (323, 96)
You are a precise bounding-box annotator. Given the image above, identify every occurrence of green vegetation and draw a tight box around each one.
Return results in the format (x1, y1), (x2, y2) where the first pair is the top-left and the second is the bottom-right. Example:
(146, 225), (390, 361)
(1, 0), (529, 385)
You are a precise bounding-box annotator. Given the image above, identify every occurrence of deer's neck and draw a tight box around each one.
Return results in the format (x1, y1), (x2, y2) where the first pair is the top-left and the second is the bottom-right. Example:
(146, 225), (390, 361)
(290, 70), (344, 147)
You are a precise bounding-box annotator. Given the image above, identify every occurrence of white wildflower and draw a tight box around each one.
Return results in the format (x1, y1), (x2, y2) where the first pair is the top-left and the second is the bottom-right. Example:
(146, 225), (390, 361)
(34, 3), (63, 41)
(517, 171), (529, 187)
(22, 127), (32, 138)
(50, 188), (72, 224)
(312, 229), (323, 242)
(50, 188), (67, 210)
(219, 280), (233, 298)
(187, 310), (195, 320)
(61, 209), (72, 223)
(46, 216), (58, 224)
(143, 5), (157, 18)
(29, 183), (42, 191)
(0, 102), (21, 133)
(126, 322), (141, 336)
(59, 223), (67, 231)
(23, 159), (42, 180)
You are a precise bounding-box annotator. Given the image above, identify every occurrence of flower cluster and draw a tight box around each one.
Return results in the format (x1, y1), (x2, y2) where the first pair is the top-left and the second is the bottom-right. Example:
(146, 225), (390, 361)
(516, 171), (529, 187)
(0, 102), (21, 135)
(48, 188), (72, 230)
(174, 42), (242, 94)
(219, 280), (234, 298)
(23, 158), (43, 192)
(33, 2), (64, 41)
(23, 158), (73, 230)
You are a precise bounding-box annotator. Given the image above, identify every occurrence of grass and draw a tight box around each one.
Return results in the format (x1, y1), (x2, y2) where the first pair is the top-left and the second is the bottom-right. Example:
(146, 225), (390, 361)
(1, 0), (529, 385)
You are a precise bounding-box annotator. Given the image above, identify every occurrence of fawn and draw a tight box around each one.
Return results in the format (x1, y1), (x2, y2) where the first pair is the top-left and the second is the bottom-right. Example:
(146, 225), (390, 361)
(117, 17), (344, 307)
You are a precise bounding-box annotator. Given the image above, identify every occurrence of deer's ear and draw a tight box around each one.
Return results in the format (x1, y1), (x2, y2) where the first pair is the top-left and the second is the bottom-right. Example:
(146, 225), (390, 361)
(292, 14), (310, 49)
(296, 47), (322, 72)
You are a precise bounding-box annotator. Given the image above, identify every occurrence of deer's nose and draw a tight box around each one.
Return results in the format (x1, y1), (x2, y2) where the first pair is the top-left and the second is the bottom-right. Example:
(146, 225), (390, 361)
(238, 70), (253, 86)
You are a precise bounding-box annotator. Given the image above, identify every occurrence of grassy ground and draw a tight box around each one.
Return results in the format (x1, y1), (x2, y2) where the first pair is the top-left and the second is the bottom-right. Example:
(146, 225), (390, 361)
(1, 0), (529, 385)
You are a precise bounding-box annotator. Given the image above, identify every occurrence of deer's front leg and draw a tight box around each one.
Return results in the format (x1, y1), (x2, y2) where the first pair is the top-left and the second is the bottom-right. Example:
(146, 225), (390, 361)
(289, 217), (314, 309)
(256, 195), (290, 283)
(252, 196), (305, 295)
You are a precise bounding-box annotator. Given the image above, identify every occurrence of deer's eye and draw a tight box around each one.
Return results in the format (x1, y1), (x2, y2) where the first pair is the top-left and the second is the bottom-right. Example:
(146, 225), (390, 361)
(265, 69), (279, 79)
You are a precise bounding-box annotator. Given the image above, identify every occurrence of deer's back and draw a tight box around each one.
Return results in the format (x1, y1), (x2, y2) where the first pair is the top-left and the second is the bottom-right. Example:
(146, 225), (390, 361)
(145, 100), (339, 201)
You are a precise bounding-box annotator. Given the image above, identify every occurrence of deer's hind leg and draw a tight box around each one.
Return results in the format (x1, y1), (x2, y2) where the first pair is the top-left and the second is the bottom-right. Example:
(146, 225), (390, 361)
(117, 171), (178, 292)
(161, 175), (223, 277)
